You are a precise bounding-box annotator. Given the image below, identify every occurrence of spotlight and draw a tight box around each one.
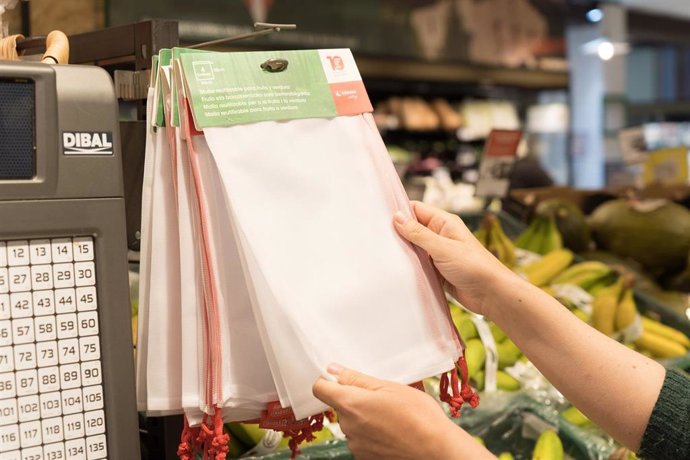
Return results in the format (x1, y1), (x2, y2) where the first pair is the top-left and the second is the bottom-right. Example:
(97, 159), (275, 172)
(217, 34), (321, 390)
(597, 40), (614, 61)
(586, 7), (603, 23)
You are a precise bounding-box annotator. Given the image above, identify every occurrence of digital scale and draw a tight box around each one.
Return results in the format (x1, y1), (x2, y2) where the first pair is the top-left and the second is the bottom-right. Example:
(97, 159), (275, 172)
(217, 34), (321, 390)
(0, 61), (139, 459)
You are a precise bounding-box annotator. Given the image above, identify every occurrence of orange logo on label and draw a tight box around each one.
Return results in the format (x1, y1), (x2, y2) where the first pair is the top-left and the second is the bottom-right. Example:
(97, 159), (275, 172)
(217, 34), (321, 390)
(326, 55), (345, 71)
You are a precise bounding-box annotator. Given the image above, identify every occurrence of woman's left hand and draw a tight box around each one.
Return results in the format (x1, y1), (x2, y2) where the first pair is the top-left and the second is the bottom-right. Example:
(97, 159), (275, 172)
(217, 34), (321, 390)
(312, 364), (494, 460)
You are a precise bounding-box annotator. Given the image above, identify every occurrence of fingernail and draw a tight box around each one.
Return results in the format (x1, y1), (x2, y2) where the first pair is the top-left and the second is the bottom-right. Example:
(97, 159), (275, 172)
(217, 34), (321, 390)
(327, 363), (344, 376)
(394, 211), (408, 225)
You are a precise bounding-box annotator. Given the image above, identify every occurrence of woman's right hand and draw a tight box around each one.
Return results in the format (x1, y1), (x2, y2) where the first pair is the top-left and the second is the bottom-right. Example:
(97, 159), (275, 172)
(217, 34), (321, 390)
(394, 201), (519, 316)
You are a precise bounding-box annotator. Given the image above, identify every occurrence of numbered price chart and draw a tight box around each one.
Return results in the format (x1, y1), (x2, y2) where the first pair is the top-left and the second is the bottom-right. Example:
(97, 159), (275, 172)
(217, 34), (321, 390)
(0, 237), (107, 460)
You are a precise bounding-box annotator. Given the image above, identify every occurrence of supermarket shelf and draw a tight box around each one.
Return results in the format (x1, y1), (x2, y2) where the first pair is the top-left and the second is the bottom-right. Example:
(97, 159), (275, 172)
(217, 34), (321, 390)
(354, 57), (569, 89)
(627, 101), (690, 116)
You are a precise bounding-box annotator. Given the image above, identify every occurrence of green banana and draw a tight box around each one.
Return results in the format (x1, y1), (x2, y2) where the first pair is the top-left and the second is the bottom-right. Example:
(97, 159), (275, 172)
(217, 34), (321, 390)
(473, 370), (520, 391)
(539, 216), (563, 255)
(489, 322), (507, 343)
(532, 430), (563, 460)
(498, 453), (515, 460)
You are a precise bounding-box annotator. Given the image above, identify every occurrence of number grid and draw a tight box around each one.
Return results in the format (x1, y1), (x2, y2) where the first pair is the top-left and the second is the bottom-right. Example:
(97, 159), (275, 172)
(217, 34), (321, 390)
(0, 237), (107, 460)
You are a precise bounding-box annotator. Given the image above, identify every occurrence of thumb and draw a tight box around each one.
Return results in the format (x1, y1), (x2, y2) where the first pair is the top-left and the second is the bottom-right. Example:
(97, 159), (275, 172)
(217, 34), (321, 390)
(393, 211), (445, 257)
(330, 364), (387, 391)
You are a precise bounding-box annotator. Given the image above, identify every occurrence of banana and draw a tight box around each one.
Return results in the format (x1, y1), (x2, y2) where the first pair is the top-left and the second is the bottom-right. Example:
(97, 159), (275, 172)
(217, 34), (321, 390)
(561, 406), (591, 427)
(641, 317), (690, 348)
(465, 338), (486, 378)
(539, 216), (563, 255)
(451, 308), (479, 340)
(634, 330), (688, 358)
(522, 249), (574, 286)
(497, 339), (522, 369)
(473, 436), (485, 447)
(498, 453), (515, 460)
(532, 430), (563, 460)
(515, 217), (542, 251)
(591, 277), (623, 336)
(615, 288), (638, 332)
(551, 261), (611, 288)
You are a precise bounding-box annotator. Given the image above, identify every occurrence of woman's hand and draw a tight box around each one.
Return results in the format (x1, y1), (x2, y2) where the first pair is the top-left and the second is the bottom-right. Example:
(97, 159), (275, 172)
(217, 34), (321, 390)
(394, 201), (517, 316)
(313, 364), (494, 460)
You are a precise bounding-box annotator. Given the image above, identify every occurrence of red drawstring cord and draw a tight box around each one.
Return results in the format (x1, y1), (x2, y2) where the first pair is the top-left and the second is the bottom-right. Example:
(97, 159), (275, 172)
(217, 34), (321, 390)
(177, 416), (195, 460)
(282, 413), (326, 459)
(439, 353), (480, 417)
(208, 406), (230, 460)
(196, 415), (213, 460)
(457, 354), (479, 408)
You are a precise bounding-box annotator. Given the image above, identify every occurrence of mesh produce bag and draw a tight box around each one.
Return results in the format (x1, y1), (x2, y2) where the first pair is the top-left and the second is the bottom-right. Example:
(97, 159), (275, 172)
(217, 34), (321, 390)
(138, 47), (479, 459)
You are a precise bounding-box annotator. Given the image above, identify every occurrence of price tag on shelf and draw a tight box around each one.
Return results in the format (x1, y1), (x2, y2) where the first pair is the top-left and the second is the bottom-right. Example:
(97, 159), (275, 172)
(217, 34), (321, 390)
(475, 129), (522, 198)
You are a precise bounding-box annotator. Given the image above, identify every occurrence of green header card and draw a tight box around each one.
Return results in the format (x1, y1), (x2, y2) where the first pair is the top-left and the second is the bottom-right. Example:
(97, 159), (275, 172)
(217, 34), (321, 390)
(180, 49), (372, 130)
(154, 48), (172, 127)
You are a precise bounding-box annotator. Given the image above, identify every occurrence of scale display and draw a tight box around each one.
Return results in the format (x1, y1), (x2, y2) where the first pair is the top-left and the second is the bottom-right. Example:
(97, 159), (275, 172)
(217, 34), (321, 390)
(0, 61), (139, 460)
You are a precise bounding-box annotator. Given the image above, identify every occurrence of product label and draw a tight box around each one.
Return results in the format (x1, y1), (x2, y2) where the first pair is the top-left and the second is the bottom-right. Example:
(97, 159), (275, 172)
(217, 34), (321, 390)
(180, 49), (372, 129)
(551, 283), (593, 315)
(475, 129), (522, 198)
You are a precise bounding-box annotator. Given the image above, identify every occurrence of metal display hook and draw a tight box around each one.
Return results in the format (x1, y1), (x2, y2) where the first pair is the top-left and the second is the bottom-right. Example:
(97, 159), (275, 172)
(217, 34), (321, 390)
(189, 22), (297, 49)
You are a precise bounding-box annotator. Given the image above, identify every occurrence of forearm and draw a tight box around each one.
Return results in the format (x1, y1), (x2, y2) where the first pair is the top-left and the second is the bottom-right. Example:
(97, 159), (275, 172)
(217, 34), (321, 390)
(485, 272), (665, 451)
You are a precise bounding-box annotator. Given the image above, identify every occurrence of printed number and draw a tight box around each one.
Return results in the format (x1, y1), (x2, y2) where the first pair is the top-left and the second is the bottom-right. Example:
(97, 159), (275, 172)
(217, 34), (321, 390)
(58, 295), (74, 307)
(0, 328), (8, 339)
(0, 379), (13, 391)
(84, 367), (99, 379)
(0, 355), (7, 364)
(80, 318), (96, 329)
(37, 297), (51, 308)
(56, 271), (71, 281)
(46, 424), (61, 435)
(12, 248), (25, 258)
(34, 272), (50, 283)
(41, 348), (55, 360)
(66, 420), (81, 431)
(19, 376), (34, 388)
(60, 320), (76, 332)
(0, 431), (17, 443)
(77, 268), (92, 279)
(86, 417), (104, 428)
(57, 246), (68, 255)
(13, 273), (26, 284)
(16, 325), (30, 336)
(41, 374), (57, 385)
(89, 441), (105, 452)
(80, 293), (94, 304)
(14, 299), (29, 310)
(46, 451), (63, 460)
(63, 370), (79, 382)
(62, 345), (77, 357)
(38, 323), (53, 335)
(34, 247), (46, 257)
(85, 392), (102, 403)
(83, 343), (97, 354)
(18, 350), (33, 362)
(77, 245), (90, 255)
(23, 428), (38, 438)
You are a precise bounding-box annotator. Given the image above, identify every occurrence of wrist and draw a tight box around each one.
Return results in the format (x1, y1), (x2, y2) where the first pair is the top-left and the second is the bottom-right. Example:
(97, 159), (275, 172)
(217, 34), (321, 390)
(432, 420), (495, 459)
(482, 268), (534, 321)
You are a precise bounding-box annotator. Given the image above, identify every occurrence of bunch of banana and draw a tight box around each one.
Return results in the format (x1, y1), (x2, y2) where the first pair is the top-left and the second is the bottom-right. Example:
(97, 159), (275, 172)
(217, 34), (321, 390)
(550, 261), (613, 292)
(532, 430), (564, 460)
(515, 215), (563, 256)
(521, 249), (574, 286)
(474, 213), (516, 267)
(634, 316), (689, 359)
